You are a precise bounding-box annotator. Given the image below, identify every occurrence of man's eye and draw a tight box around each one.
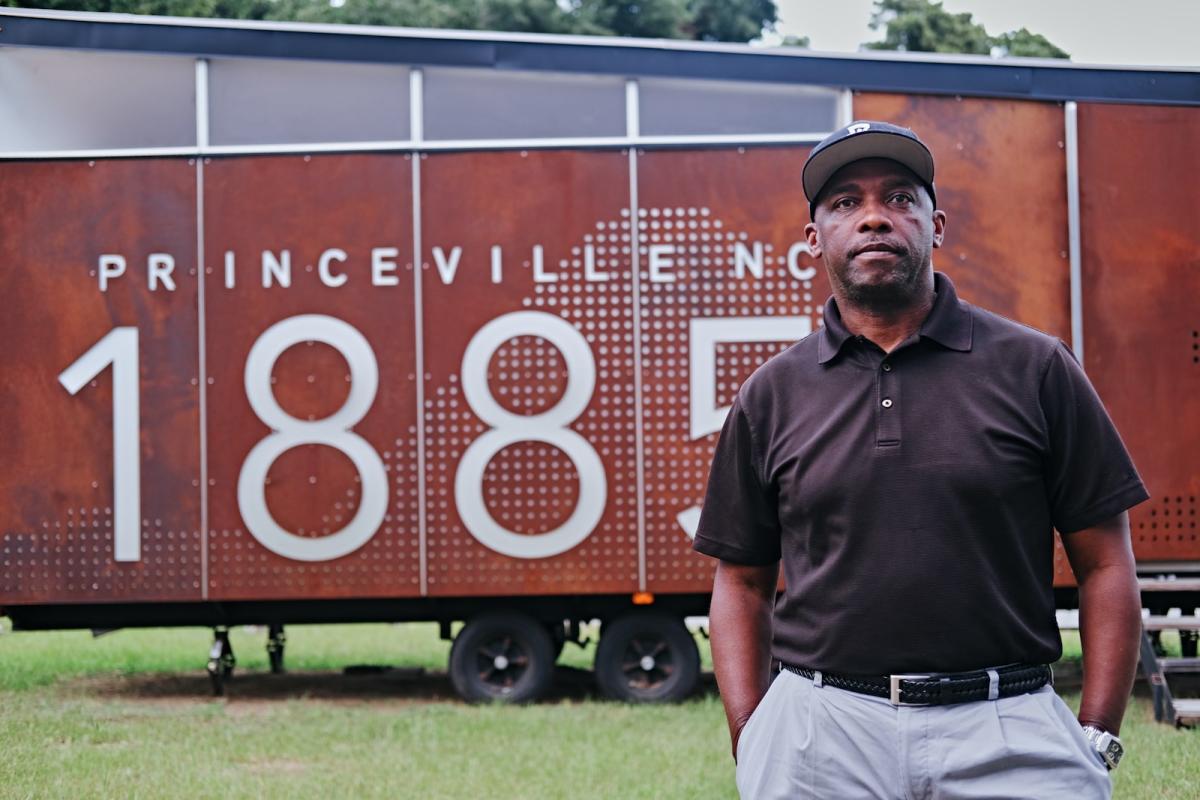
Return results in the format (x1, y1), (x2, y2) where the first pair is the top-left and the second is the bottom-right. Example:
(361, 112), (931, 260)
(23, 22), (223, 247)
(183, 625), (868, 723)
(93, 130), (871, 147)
(890, 193), (914, 204)
(833, 197), (856, 209)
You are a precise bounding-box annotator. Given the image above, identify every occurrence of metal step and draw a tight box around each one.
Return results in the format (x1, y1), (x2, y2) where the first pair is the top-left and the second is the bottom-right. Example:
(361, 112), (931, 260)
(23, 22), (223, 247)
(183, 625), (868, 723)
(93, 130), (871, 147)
(1142, 616), (1200, 631)
(1139, 578), (1200, 592)
(1173, 699), (1200, 726)
(1159, 658), (1200, 673)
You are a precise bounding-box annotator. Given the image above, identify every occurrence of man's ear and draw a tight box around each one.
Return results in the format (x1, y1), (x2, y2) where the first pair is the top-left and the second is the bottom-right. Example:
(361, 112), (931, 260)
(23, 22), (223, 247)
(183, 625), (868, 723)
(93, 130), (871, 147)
(805, 221), (822, 258)
(931, 210), (947, 249)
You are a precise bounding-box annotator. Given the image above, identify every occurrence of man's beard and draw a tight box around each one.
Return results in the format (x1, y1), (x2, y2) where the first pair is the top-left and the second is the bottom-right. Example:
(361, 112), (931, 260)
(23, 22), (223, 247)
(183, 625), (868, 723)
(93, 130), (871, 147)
(835, 253), (930, 312)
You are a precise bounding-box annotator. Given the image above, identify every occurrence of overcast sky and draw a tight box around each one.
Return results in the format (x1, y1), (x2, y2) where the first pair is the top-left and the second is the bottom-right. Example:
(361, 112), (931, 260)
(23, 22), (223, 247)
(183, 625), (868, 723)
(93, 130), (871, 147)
(769, 0), (1198, 68)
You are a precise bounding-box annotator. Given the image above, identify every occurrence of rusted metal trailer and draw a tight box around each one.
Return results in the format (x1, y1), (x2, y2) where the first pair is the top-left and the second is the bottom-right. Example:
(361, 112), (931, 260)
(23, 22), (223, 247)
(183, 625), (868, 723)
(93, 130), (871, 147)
(1, 8), (1198, 703)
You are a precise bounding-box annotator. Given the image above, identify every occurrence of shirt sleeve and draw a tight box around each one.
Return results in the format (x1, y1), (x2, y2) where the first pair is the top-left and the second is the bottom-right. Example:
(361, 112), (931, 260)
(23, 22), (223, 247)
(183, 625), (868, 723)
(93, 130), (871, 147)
(691, 393), (782, 564)
(1040, 340), (1150, 533)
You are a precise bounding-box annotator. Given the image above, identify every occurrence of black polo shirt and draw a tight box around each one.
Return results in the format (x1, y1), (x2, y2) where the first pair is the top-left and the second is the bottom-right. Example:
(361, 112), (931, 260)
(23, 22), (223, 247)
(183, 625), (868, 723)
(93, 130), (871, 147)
(693, 272), (1148, 674)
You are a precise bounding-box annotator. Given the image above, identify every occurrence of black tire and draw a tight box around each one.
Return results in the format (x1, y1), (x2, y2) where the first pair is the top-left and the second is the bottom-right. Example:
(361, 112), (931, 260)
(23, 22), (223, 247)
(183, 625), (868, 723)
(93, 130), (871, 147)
(449, 612), (556, 703)
(594, 613), (700, 703)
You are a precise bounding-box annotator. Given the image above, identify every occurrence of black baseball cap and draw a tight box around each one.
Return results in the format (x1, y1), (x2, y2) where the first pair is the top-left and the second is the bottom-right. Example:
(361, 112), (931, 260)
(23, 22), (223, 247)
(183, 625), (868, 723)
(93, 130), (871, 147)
(803, 120), (937, 217)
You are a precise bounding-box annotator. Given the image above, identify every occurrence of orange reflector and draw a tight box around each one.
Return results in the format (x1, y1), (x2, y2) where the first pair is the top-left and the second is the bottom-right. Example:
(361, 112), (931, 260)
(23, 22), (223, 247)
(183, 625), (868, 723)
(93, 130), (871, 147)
(632, 592), (654, 605)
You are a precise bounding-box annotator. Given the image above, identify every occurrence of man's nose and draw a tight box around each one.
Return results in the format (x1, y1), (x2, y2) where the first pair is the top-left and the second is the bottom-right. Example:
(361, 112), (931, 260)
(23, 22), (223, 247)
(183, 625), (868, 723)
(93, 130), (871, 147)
(857, 198), (893, 231)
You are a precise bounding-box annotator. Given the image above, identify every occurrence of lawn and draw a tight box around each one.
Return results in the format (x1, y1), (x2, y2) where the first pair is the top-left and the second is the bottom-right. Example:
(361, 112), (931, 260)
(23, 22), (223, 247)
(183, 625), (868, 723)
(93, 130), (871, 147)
(0, 620), (1195, 799)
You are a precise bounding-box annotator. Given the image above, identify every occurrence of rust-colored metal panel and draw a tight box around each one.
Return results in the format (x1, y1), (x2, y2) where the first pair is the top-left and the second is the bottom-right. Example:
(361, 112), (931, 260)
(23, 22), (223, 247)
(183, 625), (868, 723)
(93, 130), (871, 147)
(202, 154), (420, 600)
(636, 146), (823, 594)
(1079, 104), (1200, 565)
(419, 150), (638, 596)
(853, 93), (1071, 339)
(0, 159), (202, 602)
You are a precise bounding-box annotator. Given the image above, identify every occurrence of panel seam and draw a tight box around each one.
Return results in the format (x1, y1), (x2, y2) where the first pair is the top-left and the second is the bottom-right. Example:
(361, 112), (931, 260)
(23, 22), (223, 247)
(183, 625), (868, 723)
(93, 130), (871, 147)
(627, 79), (648, 593)
(195, 158), (209, 600)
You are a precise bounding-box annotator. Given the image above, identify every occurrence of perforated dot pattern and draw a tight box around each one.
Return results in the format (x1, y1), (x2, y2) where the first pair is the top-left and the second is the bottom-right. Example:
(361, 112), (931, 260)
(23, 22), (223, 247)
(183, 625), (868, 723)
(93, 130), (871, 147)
(636, 204), (819, 591)
(484, 442), (580, 535)
(205, 414), (423, 599)
(1, 505), (202, 599)
(423, 211), (640, 594)
(1135, 494), (1199, 550)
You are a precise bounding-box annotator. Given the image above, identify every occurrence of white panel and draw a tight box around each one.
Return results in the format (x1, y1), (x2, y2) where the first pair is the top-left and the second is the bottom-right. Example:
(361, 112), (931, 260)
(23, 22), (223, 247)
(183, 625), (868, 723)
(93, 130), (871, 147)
(639, 77), (839, 136)
(423, 67), (626, 140)
(208, 57), (409, 146)
(0, 47), (196, 151)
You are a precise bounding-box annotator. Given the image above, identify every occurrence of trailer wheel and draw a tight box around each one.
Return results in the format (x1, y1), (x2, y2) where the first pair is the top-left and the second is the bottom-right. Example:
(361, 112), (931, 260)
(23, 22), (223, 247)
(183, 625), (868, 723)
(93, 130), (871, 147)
(449, 612), (555, 703)
(594, 613), (699, 703)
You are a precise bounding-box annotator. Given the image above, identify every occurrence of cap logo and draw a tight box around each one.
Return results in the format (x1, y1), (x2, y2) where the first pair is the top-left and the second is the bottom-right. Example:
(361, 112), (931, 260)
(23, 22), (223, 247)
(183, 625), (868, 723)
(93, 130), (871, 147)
(847, 123), (871, 134)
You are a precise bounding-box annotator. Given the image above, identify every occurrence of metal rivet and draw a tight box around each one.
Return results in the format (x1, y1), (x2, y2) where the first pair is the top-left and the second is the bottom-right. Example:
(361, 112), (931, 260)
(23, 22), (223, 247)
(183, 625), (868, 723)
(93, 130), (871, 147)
(881, 398), (894, 408)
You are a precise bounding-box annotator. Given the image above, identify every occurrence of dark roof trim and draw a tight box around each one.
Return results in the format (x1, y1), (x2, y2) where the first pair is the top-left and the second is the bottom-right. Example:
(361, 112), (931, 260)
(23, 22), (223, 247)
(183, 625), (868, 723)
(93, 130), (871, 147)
(1, 9), (1197, 106)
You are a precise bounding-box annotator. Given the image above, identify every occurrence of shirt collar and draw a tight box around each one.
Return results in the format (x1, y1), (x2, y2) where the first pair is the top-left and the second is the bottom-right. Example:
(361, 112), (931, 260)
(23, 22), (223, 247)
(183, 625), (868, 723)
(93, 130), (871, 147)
(817, 271), (974, 364)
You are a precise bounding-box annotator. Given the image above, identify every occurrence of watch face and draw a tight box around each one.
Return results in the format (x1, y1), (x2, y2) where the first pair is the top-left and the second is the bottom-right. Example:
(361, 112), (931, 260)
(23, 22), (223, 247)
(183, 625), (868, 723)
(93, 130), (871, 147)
(1104, 739), (1123, 767)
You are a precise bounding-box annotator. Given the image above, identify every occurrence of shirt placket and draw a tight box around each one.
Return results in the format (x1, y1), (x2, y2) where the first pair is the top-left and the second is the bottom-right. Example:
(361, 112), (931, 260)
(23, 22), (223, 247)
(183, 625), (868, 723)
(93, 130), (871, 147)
(877, 355), (902, 448)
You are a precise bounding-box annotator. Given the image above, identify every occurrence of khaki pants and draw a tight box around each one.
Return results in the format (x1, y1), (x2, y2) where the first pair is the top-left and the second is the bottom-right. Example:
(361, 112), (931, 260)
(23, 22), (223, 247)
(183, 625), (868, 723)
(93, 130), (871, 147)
(735, 668), (1111, 800)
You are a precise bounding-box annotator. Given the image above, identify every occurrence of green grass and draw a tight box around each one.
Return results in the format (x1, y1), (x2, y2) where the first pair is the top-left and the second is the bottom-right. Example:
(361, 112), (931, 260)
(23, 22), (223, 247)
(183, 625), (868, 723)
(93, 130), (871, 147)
(0, 620), (1195, 799)
(0, 690), (732, 800)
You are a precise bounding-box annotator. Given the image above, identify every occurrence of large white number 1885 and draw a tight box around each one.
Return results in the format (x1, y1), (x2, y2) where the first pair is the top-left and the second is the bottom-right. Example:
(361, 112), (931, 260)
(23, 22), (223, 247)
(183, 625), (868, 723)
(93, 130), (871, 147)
(59, 311), (803, 562)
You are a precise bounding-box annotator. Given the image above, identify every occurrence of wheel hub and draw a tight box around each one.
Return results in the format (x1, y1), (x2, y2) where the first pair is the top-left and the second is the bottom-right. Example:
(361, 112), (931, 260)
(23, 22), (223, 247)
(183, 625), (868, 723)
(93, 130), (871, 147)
(640, 655), (656, 671)
(494, 654), (510, 670)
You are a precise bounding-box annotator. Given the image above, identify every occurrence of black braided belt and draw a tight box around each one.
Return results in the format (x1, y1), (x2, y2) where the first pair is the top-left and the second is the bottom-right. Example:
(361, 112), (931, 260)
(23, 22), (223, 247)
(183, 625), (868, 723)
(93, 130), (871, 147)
(780, 662), (1052, 706)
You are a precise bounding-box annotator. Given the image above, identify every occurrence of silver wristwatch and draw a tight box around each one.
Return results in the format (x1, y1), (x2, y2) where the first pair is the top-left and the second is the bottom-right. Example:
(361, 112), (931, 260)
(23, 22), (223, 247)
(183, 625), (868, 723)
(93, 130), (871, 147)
(1081, 725), (1124, 771)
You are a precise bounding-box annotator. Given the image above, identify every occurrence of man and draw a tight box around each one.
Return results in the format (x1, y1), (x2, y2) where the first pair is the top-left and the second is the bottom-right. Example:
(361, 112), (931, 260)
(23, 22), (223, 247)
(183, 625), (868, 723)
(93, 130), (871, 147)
(692, 120), (1147, 799)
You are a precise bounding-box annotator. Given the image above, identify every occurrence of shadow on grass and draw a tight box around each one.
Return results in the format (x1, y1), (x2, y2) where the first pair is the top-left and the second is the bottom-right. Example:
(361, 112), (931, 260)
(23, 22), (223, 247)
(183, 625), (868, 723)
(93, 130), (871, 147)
(67, 665), (722, 706)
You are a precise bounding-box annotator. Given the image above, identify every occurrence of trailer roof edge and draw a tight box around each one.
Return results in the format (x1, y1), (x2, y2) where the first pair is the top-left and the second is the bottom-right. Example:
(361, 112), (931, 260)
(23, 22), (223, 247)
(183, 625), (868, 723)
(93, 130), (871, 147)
(1, 8), (1197, 106)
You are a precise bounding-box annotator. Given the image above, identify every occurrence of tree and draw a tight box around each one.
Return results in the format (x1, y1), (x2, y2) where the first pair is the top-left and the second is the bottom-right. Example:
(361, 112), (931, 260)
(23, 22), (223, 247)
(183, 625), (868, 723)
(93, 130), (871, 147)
(5, 0), (784, 41)
(866, 0), (989, 55)
(992, 27), (1070, 59)
(269, 0), (582, 32)
(864, 0), (1068, 59)
(1, 0), (231, 15)
(686, 0), (777, 43)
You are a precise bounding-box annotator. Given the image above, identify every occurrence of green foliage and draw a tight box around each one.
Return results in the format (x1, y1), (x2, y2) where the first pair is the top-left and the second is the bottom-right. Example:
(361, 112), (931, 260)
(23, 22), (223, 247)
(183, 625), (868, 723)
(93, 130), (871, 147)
(867, 0), (990, 55)
(992, 27), (1070, 59)
(265, 0), (584, 32)
(0, 0), (246, 15)
(270, 0), (460, 29)
(866, 0), (1069, 59)
(572, 0), (688, 39)
(686, 0), (776, 43)
(3, 0), (782, 41)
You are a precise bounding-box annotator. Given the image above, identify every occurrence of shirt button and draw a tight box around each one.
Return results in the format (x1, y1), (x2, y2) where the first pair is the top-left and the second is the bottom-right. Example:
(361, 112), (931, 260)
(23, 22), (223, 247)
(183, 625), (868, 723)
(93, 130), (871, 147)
(881, 398), (894, 408)
(882, 363), (892, 372)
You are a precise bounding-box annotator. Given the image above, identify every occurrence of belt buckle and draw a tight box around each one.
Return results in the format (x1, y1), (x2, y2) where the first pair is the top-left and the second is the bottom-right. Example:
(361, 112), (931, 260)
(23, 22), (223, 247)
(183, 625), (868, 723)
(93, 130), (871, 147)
(889, 673), (933, 706)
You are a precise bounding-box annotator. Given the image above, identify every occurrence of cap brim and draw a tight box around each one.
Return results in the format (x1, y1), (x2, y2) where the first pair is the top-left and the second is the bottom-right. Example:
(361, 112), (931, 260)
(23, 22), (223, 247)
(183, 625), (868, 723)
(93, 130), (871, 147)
(803, 130), (935, 204)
